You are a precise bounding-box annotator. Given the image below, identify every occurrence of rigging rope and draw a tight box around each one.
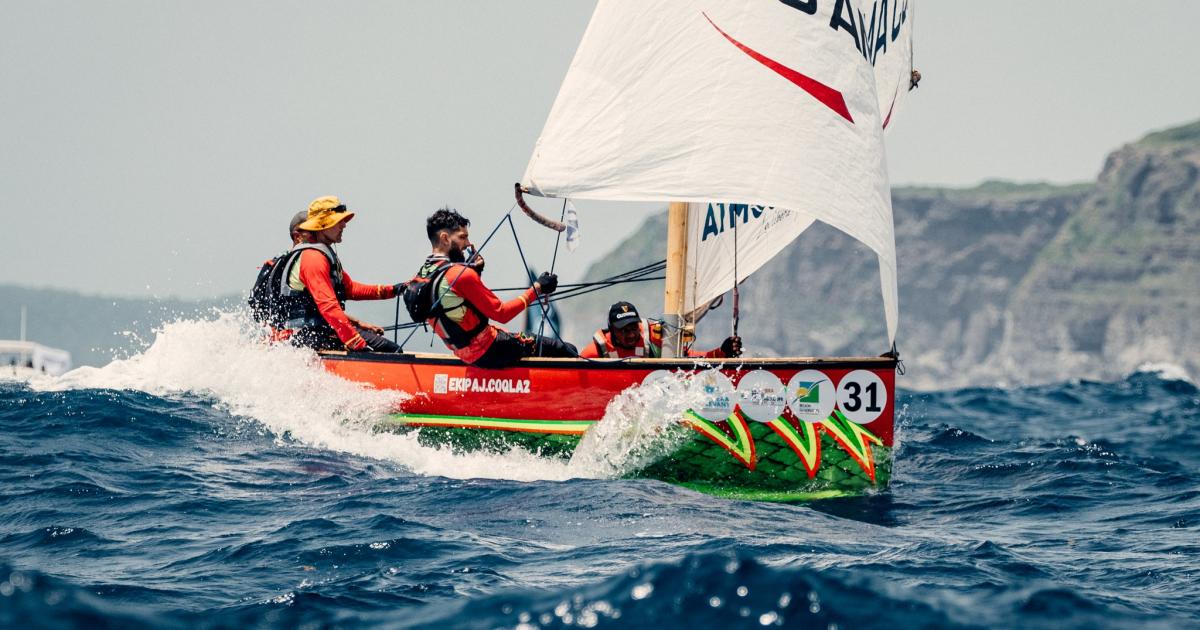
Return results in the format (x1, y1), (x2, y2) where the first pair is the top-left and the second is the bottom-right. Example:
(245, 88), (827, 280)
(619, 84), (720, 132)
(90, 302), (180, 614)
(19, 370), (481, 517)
(732, 214), (740, 339)
(535, 198), (569, 354)
(505, 214), (625, 363)
(382, 261), (666, 333)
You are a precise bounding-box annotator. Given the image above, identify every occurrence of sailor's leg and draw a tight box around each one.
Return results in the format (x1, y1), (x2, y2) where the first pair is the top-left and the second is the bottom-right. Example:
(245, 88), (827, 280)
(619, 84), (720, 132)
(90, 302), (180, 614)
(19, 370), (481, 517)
(473, 331), (526, 369)
(530, 334), (577, 358)
(291, 326), (342, 351)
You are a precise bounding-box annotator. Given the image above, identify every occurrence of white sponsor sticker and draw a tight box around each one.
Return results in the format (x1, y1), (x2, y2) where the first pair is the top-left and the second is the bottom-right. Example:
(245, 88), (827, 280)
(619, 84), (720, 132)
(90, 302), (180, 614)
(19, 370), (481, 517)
(694, 370), (735, 422)
(835, 369), (887, 424)
(433, 373), (449, 394)
(736, 370), (785, 423)
(786, 369), (834, 423)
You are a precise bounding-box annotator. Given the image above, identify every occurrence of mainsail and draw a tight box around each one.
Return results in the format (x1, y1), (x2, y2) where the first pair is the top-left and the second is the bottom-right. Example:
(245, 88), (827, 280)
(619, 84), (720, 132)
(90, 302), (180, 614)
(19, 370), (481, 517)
(522, 0), (915, 342)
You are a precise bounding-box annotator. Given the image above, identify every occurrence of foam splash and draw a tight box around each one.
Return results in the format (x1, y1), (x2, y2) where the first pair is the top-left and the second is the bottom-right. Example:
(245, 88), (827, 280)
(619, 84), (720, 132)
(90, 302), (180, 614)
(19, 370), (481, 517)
(28, 311), (709, 484)
(1133, 362), (1194, 384)
(568, 371), (708, 478)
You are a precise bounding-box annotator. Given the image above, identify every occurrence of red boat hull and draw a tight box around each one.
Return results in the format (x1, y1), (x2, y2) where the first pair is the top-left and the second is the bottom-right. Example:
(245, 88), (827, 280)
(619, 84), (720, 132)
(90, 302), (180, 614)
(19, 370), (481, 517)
(320, 352), (897, 500)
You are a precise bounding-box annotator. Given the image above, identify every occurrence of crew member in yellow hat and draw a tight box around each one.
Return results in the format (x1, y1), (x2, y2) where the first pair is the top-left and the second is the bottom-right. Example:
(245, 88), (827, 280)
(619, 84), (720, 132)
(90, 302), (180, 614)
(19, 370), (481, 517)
(273, 196), (405, 352)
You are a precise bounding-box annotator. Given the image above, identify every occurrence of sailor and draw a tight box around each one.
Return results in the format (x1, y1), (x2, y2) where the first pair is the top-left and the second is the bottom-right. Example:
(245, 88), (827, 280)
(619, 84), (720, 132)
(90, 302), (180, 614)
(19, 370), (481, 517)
(579, 301), (742, 359)
(279, 196), (404, 352)
(415, 207), (576, 368)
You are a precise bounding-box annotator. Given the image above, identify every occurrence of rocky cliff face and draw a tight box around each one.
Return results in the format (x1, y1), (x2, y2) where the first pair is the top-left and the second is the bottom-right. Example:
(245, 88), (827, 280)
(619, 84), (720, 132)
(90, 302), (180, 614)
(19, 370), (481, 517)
(559, 120), (1200, 389)
(992, 121), (1200, 386)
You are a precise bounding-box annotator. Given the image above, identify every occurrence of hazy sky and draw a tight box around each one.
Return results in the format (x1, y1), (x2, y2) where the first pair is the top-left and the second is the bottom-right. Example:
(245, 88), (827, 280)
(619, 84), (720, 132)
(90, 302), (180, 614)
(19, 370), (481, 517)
(3, 1), (1198, 300)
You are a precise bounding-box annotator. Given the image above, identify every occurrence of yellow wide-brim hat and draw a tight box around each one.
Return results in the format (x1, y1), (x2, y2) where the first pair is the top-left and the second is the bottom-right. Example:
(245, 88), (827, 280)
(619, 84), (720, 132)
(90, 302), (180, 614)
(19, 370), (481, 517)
(297, 195), (355, 232)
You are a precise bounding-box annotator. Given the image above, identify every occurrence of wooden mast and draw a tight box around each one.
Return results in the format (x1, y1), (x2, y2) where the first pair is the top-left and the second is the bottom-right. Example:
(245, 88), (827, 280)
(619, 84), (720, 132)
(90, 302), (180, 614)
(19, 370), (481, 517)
(661, 202), (689, 357)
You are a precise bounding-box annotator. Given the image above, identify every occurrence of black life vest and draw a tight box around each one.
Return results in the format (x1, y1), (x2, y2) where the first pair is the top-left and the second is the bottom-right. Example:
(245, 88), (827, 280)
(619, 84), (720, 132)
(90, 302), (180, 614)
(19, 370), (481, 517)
(276, 244), (347, 342)
(412, 256), (489, 350)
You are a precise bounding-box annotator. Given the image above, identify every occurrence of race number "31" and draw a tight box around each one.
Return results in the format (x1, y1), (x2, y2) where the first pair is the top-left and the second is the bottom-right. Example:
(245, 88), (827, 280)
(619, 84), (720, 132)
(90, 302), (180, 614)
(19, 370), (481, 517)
(835, 370), (887, 424)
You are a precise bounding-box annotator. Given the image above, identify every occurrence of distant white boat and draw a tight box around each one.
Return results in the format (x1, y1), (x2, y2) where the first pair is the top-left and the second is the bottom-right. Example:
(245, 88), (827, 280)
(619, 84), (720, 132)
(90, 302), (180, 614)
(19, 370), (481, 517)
(1, 306), (72, 379)
(0, 341), (72, 379)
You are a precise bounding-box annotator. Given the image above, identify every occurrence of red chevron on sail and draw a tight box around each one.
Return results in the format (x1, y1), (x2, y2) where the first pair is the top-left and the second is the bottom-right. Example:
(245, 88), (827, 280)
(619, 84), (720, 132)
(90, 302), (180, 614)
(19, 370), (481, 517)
(703, 13), (854, 124)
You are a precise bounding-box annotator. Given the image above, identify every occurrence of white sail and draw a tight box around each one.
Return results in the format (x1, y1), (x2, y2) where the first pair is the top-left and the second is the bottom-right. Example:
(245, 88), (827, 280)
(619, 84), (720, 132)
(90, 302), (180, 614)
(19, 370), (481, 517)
(523, 0), (915, 343)
(683, 203), (815, 317)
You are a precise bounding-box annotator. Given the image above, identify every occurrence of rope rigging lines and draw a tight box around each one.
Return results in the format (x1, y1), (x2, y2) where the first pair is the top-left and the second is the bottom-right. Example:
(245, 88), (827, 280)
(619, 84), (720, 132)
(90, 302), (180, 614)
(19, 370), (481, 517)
(384, 206), (666, 340)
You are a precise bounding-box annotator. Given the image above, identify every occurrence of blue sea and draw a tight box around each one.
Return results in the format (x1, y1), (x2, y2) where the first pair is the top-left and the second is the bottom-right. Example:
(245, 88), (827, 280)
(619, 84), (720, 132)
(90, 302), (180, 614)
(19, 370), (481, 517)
(2, 316), (1198, 628)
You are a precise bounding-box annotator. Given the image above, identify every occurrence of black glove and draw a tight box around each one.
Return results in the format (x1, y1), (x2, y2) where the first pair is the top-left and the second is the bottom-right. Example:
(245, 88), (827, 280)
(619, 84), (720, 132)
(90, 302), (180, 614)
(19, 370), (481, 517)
(721, 335), (743, 358)
(469, 254), (485, 275)
(536, 271), (559, 295)
(392, 282), (407, 295)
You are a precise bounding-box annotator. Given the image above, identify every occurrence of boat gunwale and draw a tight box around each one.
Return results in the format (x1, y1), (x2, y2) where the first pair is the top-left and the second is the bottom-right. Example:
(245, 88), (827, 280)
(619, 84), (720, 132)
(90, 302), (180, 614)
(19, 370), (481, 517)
(318, 350), (897, 371)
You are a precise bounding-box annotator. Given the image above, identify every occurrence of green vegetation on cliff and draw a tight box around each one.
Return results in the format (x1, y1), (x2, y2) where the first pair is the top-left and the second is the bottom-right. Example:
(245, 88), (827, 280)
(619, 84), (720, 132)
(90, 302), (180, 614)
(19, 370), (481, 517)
(1139, 119), (1200, 146)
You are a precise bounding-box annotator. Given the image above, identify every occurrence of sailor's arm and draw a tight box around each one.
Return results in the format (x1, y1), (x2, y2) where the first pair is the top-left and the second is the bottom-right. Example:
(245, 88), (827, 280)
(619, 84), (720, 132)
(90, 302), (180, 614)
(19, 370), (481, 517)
(450, 267), (539, 324)
(689, 335), (742, 358)
(341, 270), (398, 301)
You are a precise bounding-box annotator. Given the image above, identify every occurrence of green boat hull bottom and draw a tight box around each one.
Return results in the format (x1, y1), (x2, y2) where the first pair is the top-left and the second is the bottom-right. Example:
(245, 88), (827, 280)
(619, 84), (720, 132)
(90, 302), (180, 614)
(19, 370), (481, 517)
(376, 409), (891, 503)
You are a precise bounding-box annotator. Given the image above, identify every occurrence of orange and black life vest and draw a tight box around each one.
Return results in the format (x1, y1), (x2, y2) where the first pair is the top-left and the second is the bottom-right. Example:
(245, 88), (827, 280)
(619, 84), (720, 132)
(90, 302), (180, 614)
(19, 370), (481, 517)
(590, 319), (664, 358)
(413, 256), (489, 350)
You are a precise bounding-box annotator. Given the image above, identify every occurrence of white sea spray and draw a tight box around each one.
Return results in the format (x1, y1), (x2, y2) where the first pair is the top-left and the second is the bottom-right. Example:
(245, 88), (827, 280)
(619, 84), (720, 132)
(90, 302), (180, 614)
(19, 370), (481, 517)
(567, 369), (709, 479)
(28, 310), (712, 483)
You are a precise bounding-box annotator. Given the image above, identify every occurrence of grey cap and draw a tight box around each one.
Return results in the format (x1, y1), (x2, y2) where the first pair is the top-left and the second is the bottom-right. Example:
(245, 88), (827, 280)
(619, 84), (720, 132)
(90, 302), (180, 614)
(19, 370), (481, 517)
(288, 210), (308, 238)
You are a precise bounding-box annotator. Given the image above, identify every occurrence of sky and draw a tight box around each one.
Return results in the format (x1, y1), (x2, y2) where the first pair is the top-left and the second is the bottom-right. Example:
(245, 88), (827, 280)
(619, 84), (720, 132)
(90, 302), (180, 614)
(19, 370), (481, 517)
(2, 1), (1199, 301)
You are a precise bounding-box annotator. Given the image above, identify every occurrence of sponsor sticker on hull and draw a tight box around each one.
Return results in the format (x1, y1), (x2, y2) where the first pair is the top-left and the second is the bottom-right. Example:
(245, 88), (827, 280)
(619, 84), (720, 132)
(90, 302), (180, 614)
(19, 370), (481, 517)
(432, 373), (532, 395)
(787, 369), (835, 423)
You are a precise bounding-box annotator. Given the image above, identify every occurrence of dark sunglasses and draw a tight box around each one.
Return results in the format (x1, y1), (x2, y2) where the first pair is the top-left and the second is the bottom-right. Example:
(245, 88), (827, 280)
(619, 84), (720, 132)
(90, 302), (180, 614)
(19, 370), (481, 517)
(327, 204), (347, 214)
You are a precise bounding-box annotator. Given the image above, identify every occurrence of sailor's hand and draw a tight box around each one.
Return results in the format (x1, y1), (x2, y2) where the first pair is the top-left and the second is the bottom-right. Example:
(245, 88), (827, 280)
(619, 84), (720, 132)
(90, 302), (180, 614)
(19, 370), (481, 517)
(469, 253), (485, 274)
(348, 317), (384, 335)
(534, 271), (559, 295)
(345, 333), (370, 351)
(721, 335), (742, 358)
(392, 282), (407, 296)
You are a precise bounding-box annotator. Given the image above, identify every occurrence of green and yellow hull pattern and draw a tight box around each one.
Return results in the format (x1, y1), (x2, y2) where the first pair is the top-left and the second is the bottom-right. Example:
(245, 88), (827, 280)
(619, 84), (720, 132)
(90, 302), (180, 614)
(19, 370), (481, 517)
(376, 409), (888, 502)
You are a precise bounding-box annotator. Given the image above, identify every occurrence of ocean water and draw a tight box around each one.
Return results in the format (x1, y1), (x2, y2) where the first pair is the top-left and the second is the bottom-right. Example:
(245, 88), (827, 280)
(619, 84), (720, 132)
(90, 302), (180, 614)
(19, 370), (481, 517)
(2, 315), (1198, 628)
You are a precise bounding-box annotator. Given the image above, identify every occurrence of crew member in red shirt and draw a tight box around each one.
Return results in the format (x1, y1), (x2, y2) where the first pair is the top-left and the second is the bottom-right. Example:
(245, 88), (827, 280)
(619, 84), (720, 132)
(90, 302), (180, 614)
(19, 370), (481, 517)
(579, 301), (742, 359)
(416, 207), (576, 368)
(280, 196), (404, 352)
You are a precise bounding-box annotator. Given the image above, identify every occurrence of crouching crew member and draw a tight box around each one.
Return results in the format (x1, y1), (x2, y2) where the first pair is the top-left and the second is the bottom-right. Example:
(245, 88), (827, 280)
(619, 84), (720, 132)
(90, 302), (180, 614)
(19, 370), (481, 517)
(415, 207), (576, 368)
(580, 301), (742, 359)
(280, 196), (403, 352)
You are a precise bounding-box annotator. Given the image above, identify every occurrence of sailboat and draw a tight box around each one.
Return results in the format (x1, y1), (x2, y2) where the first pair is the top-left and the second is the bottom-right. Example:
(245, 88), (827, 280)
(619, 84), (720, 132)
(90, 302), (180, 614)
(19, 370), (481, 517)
(321, 0), (917, 501)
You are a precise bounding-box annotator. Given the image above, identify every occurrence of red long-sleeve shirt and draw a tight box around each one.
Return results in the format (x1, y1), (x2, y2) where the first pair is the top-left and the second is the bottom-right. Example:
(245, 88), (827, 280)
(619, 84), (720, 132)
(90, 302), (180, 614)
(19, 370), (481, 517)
(295, 249), (395, 346)
(432, 264), (538, 363)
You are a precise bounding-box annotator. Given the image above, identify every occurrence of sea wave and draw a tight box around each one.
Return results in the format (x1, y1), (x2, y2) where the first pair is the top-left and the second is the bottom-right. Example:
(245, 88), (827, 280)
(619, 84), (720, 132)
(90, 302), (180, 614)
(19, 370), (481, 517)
(1132, 361), (1194, 384)
(3, 314), (1199, 627)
